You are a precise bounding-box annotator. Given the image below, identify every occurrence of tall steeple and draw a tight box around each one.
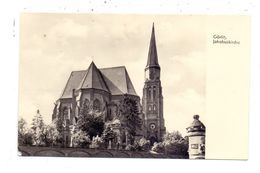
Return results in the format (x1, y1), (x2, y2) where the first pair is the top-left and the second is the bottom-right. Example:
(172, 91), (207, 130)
(146, 23), (160, 70)
(145, 23), (161, 81)
(142, 23), (165, 144)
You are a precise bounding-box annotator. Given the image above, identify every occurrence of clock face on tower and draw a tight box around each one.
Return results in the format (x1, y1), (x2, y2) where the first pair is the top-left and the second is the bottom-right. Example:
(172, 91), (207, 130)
(150, 123), (156, 130)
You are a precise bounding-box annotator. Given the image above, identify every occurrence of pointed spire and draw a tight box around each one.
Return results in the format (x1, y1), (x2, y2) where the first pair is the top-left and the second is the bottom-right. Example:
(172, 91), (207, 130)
(146, 23), (160, 69)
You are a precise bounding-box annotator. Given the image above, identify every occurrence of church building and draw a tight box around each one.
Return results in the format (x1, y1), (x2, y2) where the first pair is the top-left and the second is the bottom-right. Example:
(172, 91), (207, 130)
(52, 24), (166, 147)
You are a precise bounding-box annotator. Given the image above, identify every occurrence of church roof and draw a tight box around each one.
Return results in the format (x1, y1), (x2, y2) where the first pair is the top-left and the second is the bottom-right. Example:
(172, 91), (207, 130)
(60, 63), (138, 99)
(146, 23), (160, 69)
(100, 66), (137, 96)
(78, 62), (109, 92)
(60, 70), (86, 99)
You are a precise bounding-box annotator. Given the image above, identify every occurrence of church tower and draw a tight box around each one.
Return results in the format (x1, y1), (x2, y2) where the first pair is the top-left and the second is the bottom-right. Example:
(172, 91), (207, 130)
(142, 24), (166, 144)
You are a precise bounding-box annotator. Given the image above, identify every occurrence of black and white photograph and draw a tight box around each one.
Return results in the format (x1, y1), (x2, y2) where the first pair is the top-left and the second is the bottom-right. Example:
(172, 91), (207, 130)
(18, 13), (249, 160)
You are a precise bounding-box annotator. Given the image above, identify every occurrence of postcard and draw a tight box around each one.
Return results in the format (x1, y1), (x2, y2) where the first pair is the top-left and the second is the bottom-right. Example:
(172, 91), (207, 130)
(18, 13), (250, 159)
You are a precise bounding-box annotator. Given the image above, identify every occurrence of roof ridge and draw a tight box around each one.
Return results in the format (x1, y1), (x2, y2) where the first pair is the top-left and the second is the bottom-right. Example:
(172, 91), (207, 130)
(79, 62), (109, 92)
(100, 66), (126, 70)
(79, 66), (91, 89)
(124, 69), (137, 95)
(72, 70), (87, 72)
(123, 68), (128, 94)
(97, 67), (110, 92)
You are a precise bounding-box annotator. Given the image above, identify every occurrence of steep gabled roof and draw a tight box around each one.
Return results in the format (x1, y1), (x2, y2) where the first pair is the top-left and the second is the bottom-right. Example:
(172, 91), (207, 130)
(78, 62), (109, 92)
(60, 70), (86, 99)
(60, 63), (138, 99)
(100, 66), (137, 96)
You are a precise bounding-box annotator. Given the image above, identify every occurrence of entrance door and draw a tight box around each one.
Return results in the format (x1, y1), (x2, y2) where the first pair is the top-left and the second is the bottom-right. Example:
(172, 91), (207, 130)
(149, 136), (157, 146)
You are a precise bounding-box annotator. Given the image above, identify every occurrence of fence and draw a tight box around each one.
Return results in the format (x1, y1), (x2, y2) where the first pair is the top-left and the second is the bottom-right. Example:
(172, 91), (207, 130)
(18, 146), (188, 159)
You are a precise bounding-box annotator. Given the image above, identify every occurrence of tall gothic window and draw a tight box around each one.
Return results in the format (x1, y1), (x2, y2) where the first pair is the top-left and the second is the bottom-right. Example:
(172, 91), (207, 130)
(63, 107), (69, 127)
(93, 99), (101, 111)
(148, 105), (152, 112)
(84, 99), (90, 108)
(148, 87), (152, 101)
(153, 86), (156, 100)
(153, 105), (157, 111)
(63, 107), (68, 120)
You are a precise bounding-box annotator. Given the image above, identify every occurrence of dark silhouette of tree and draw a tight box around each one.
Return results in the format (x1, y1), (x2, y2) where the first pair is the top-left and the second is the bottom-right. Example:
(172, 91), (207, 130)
(76, 100), (105, 140)
(119, 94), (142, 144)
(18, 118), (33, 146)
(52, 113), (64, 146)
(42, 123), (61, 147)
(101, 124), (116, 148)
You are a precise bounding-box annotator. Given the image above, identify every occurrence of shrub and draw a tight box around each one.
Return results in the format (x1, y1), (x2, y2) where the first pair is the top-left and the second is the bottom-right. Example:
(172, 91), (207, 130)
(125, 144), (135, 151)
(89, 135), (104, 149)
(43, 123), (61, 147)
(151, 142), (165, 153)
(18, 118), (33, 146)
(133, 137), (150, 151)
(71, 130), (91, 148)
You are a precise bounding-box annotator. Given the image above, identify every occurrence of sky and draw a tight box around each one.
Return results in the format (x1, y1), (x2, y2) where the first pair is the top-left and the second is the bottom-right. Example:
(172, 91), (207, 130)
(19, 13), (206, 135)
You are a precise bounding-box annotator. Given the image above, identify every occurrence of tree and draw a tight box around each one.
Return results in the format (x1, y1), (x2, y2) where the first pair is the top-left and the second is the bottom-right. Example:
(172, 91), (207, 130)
(125, 144), (135, 151)
(89, 135), (104, 149)
(18, 118), (33, 146)
(42, 123), (61, 147)
(151, 131), (189, 156)
(163, 131), (183, 142)
(76, 101), (105, 140)
(54, 113), (64, 134)
(31, 110), (45, 146)
(134, 137), (150, 151)
(71, 129), (91, 148)
(151, 142), (165, 153)
(101, 124), (117, 148)
(163, 131), (188, 155)
(119, 95), (142, 144)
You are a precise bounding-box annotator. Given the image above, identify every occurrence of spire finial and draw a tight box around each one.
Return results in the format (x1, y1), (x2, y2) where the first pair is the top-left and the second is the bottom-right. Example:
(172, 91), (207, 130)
(152, 22), (155, 34)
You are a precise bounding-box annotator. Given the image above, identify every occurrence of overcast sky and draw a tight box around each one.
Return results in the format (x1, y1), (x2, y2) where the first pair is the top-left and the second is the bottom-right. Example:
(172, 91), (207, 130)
(19, 13), (206, 135)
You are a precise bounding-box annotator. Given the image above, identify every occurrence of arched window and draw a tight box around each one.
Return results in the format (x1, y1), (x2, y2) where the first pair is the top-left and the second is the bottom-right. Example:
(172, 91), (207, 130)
(153, 105), (157, 111)
(148, 105), (152, 111)
(83, 99), (90, 108)
(153, 86), (156, 100)
(63, 107), (68, 120)
(93, 99), (101, 111)
(148, 87), (152, 101)
(63, 107), (70, 127)
(75, 106), (80, 119)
